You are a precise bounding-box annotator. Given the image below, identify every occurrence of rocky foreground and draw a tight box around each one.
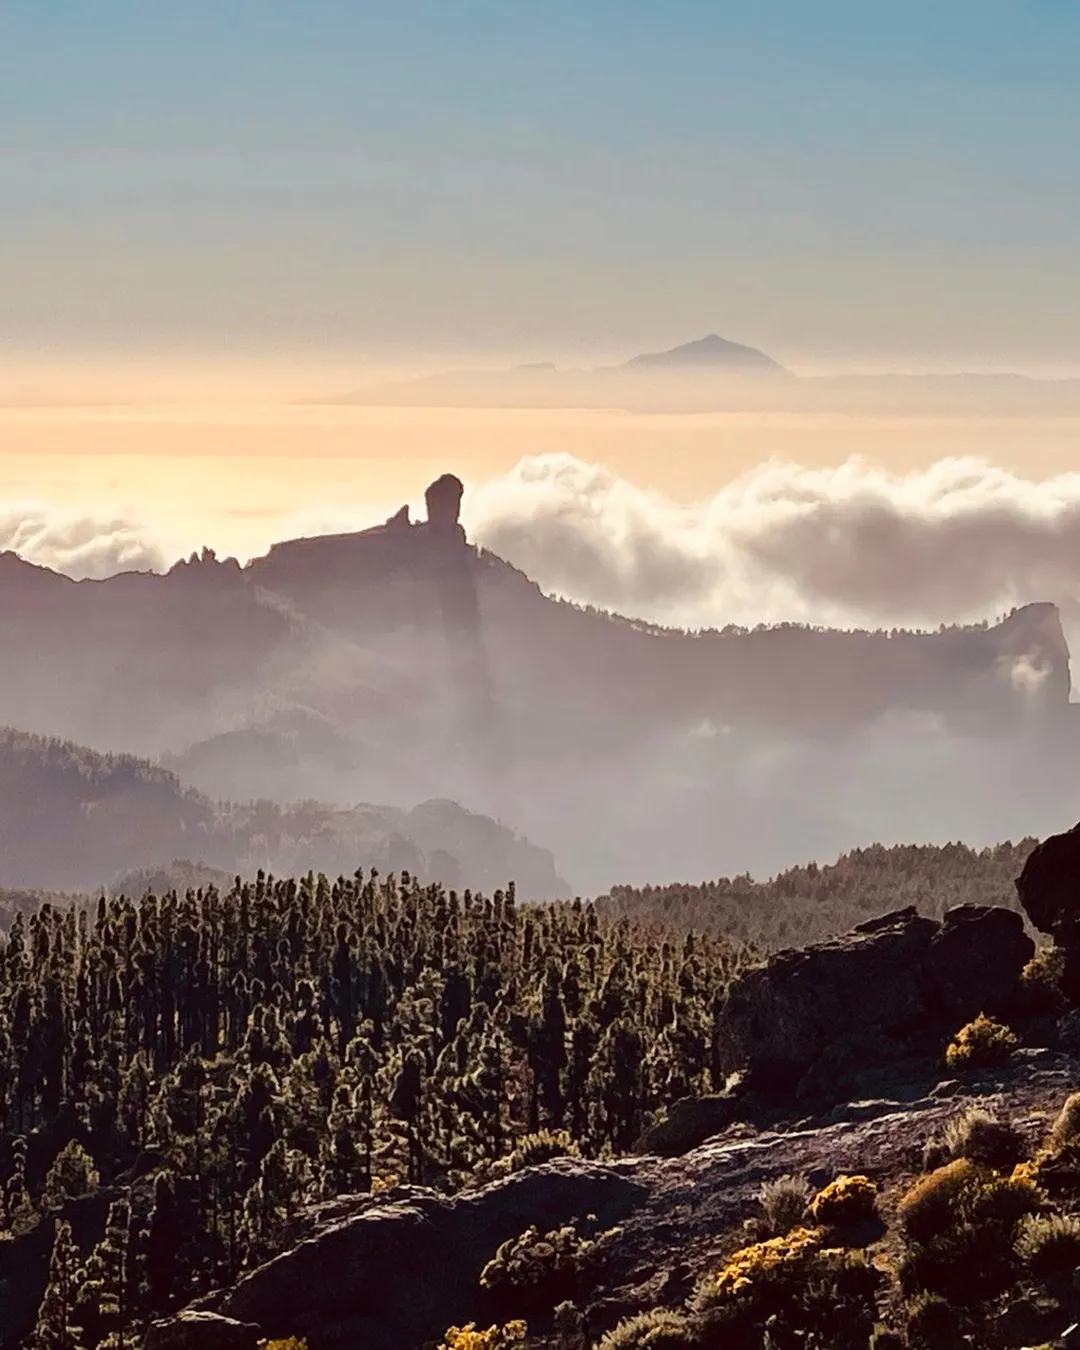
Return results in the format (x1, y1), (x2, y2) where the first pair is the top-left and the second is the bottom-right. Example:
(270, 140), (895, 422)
(138, 879), (1080, 1350)
(10, 827), (1080, 1349)
(128, 1048), (1078, 1350)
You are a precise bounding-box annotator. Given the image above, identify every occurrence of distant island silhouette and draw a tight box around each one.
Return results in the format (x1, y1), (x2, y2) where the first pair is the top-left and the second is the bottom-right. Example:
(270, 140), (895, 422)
(342, 335), (1080, 413)
(623, 333), (789, 374)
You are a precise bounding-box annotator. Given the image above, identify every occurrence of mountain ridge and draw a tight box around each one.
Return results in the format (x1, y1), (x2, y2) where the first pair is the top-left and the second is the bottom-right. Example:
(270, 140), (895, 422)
(0, 484), (1075, 890)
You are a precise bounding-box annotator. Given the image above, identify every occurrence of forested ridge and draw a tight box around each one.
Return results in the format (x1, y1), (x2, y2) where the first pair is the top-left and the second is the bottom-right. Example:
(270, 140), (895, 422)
(0, 869), (748, 1347)
(0, 835), (1057, 1349)
(599, 839), (1038, 950)
(0, 726), (564, 900)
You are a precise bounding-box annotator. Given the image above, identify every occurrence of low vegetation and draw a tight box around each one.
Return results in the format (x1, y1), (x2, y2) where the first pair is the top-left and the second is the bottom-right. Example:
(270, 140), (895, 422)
(943, 1012), (1018, 1071)
(5, 838), (1080, 1350)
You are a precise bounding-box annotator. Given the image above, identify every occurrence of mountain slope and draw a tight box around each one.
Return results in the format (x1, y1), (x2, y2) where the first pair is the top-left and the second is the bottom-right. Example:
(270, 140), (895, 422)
(0, 726), (566, 898)
(622, 332), (788, 373)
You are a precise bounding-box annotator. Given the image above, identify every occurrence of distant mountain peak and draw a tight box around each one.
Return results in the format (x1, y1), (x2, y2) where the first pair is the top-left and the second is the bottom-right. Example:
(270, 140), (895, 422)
(624, 334), (788, 374)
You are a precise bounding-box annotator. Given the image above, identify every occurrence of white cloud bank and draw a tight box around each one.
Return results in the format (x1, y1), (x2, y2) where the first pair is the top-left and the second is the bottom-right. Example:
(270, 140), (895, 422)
(465, 453), (1080, 631)
(3, 452), (1080, 635)
(0, 504), (166, 580)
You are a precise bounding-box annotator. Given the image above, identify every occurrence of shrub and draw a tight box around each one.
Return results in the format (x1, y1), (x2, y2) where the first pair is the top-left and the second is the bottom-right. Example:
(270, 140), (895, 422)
(897, 1160), (976, 1242)
(756, 1173), (812, 1236)
(868, 1330), (907, 1350)
(941, 1108), (1024, 1171)
(1050, 1091), (1080, 1151)
(1015, 1212), (1080, 1280)
(505, 1129), (581, 1174)
(439, 1323), (526, 1350)
(480, 1224), (604, 1316)
(944, 1013), (1017, 1072)
(1021, 943), (1066, 1007)
(808, 1174), (878, 1227)
(1026, 1139), (1080, 1200)
(962, 1169), (1042, 1231)
(898, 1159), (1042, 1303)
(259, 1341), (308, 1350)
(596, 1309), (696, 1350)
(904, 1294), (963, 1349)
(693, 1228), (880, 1346)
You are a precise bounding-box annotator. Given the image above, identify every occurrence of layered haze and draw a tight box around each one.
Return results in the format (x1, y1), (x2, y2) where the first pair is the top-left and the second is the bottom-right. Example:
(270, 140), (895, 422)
(1, 438), (1080, 893)
(6, 449), (1080, 643)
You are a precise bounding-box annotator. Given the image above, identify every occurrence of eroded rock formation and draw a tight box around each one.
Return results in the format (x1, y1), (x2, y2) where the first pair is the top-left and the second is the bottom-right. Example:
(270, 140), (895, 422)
(715, 903), (1033, 1097)
(423, 472), (465, 539)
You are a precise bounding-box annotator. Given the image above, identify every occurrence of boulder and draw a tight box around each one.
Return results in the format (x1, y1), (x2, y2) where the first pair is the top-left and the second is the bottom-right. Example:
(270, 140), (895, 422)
(716, 904), (1033, 1097)
(635, 1092), (741, 1157)
(1016, 822), (1080, 1001)
(1016, 822), (1080, 942)
(203, 1158), (644, 1350)
(143, 1312), (261, 1350)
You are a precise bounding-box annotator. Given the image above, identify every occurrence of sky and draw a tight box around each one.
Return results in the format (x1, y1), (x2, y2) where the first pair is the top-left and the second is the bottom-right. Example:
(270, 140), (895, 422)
(3, 1), (1080, 369)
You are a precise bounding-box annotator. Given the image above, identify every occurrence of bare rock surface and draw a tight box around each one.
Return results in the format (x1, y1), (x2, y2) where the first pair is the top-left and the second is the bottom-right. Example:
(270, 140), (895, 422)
(143, 1312), (262, 1350)
(143, 1049), (1080, 1350)
(207, 1160), (645, 1350)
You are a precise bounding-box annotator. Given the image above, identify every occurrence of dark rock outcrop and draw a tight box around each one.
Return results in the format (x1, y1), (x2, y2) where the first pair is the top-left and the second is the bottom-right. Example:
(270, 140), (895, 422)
(143, 1312), (262, 1350)
(204, 1161), (644, 1350)
(1017, 821), (1080, 1000)
(716, 904), (1034, 1098)
(1017, 821), (1080, 945)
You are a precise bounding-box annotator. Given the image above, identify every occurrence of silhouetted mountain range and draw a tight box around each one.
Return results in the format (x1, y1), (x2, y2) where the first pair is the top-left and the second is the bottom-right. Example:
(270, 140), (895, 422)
(344, 335), (1080, 414)
(0, 476), (1077, 889)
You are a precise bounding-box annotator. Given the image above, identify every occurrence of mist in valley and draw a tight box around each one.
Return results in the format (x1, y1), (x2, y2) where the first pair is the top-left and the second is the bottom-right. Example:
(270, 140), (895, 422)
(3, 444), (1080, 898)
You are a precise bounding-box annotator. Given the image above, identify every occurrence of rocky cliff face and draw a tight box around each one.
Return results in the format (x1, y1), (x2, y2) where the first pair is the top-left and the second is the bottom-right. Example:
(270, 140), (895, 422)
(715, 903), (1034, 1098)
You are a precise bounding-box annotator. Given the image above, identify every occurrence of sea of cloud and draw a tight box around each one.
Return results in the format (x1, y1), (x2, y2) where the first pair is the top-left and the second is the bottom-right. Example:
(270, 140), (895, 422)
(0, 503), (166, 580)
(4, 451), (1080, 637)
(465, 453), (1080, 633)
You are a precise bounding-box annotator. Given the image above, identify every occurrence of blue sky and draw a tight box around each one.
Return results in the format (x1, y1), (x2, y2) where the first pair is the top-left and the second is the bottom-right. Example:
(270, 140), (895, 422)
(2, 1), (1079, 365)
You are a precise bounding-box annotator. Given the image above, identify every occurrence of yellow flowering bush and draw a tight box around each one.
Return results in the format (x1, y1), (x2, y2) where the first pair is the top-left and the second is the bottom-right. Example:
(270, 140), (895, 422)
(944, 1013), (1017, 1071)
(808, 1173), (879, 1227)
(693, 1226), (880, 1343)
(708, 1226), (824, 1301)
(439, 1322), (527, 1350)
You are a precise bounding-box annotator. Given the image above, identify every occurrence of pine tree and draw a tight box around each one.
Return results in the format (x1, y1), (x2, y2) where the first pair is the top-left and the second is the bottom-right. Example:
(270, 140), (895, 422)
(145, 1173), (181, 1315)
(5, 1133), (37, 1234)
(73, 1199), (130, 1350)
(33, 1218), (84, 1350)
(42, 1141), (100, 1212)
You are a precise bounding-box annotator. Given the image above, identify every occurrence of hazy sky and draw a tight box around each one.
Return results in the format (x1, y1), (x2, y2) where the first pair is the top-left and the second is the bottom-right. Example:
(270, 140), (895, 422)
(3, 1), (1080, 368)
